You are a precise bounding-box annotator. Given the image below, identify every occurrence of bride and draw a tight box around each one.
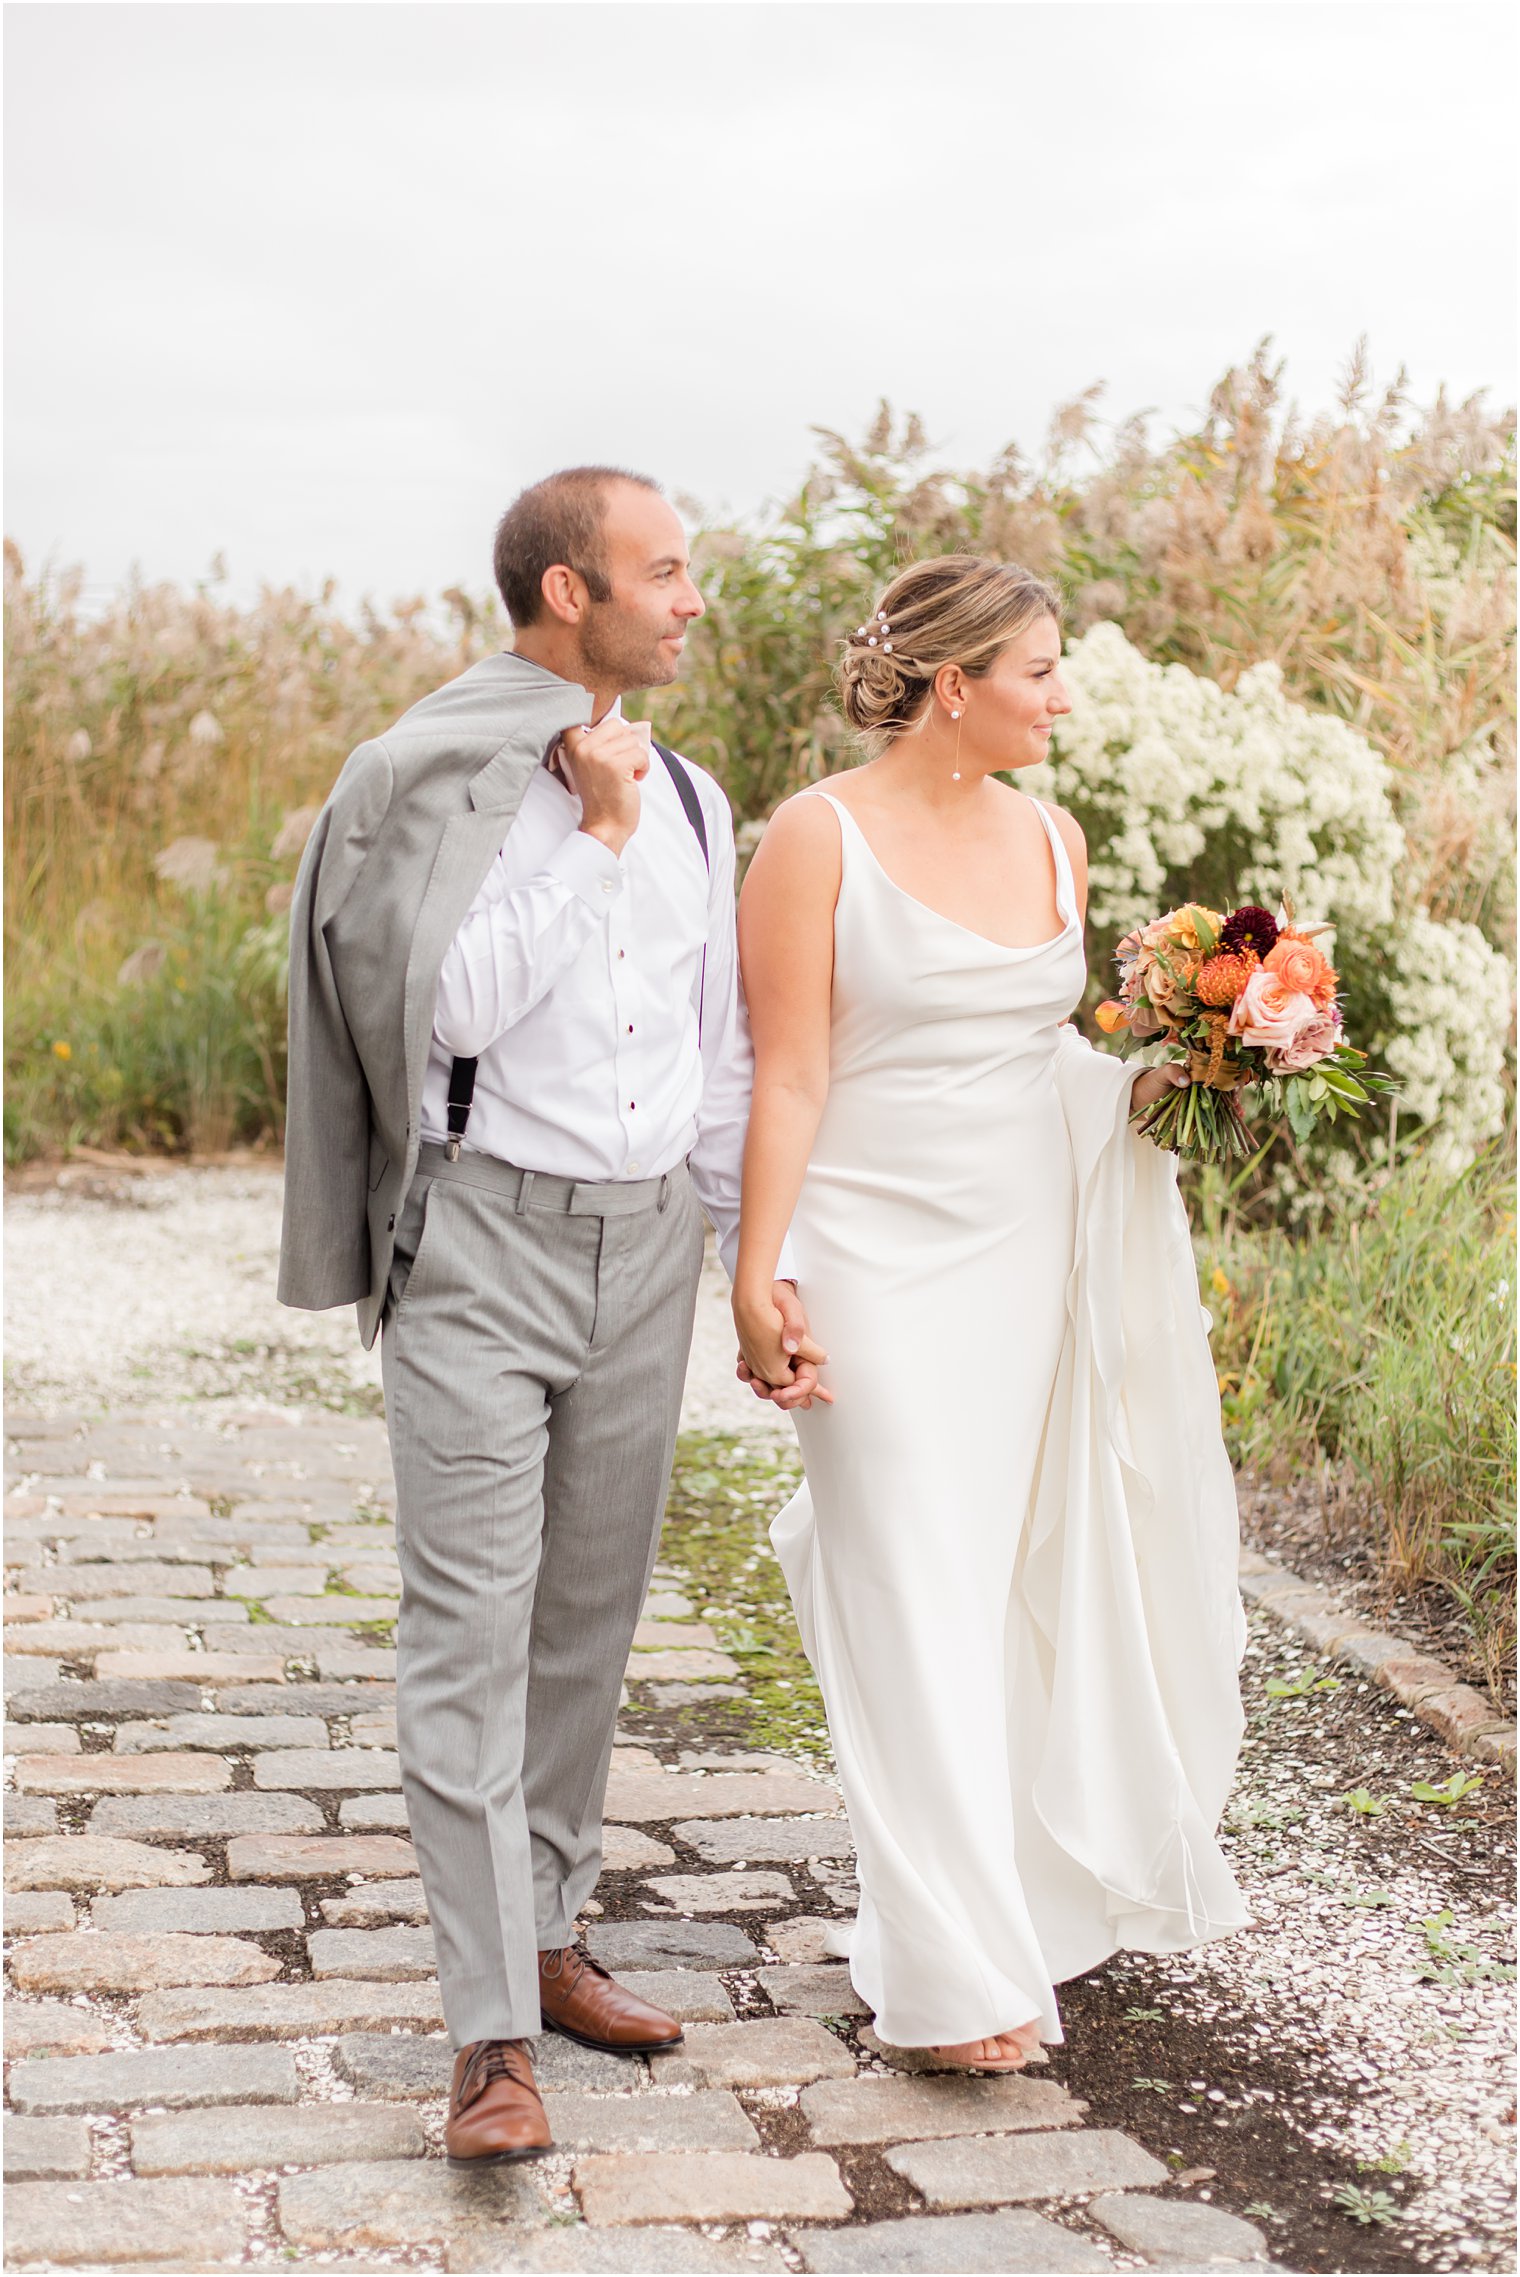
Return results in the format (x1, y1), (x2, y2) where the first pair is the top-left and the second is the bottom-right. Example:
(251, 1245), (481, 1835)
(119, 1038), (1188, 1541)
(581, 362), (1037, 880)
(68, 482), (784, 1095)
(733, 555), (1251, 2072)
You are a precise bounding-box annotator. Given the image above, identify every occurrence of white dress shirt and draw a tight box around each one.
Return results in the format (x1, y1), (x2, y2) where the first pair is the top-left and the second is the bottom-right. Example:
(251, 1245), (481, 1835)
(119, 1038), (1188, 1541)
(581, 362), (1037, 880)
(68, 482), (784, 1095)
(422, 700), (789, 1283)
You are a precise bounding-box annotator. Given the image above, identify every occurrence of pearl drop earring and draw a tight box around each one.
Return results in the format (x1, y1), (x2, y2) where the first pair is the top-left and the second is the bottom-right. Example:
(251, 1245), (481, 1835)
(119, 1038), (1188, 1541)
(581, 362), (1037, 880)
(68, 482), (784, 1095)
(950, 707), (963, 780)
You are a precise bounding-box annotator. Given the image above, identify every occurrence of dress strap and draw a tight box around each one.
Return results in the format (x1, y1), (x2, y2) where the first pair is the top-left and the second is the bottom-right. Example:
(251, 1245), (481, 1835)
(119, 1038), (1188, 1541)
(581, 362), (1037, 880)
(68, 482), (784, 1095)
(1029, 797), (1078, 927)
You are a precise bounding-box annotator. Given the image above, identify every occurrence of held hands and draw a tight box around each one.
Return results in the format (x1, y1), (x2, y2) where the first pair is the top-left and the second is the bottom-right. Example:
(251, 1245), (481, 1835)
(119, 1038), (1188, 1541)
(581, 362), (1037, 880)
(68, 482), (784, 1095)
(1130, 1062), (1193, 1114)
(560, 718), (651, 856)
(734, 1282), (834, 1412)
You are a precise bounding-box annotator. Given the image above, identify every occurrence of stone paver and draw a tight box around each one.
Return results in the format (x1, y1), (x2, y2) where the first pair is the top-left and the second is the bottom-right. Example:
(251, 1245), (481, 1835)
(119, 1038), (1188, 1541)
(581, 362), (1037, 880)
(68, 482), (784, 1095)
(331, 2031), (453, 2099)
(87, 1792), (323, 1838)
(252, 1744), (401, 1788)
(319, 1876), (429, 1925)
(575, 2148), (852, 2225)
(644, 1868), (796, 1912)
(42, 1562), (216, 1599)
(543, 2087), (759, 2153)
(4, 1798), (57, 1833)
(8, 1928), (281, 1993)
(93, 1649), (287, 1682)
(276, 2157), (547, 2248)
(114, 1712), (329, 1751)
(447, 2231), (789, 2274)
(2, 2174), (248, 2267)
(9, 2043), (300, 2114)
(338, 1791), (410, 1829)
(2, 2000), (117, 2057)
(3, 2114), (93, 2181)
(618, 1967), (736, 2022)
(92, 1884), (306, 1932)
(226, 1831), (417, 1879)
(600, 1825), (675, 1870)
(5, 1679), (204, 1721)
(793, 2211), (1116, 2273)
(886, 2129), (1169, 2207)
(307, 1923), (436, 1979)
(4, 1834), (212, 1889)
(3, 1890), (75, 1931)
(674, 1815), (857, 1862)
(588, 1919), (759, 1970)
(13, 1750), (231, 1792)
(604, 1768), (841, 1821)
(137, 1979), (446, 2040)
(621, 1648), (741, 1681)
(3, 1719), (81, 1752)
(758, 1962), (870, 2016)
(800, 2071), (1083, 2142)
(658, 2016), (858, 2087)
(131, 2100), (427, 2174)
(1090, 2193), (1268, 2261)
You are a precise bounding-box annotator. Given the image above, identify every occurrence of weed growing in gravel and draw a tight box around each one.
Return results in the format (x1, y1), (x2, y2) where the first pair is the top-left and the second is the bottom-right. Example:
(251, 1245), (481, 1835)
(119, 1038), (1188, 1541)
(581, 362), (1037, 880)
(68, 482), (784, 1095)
(1333, 2183), (1401, 2227)
(1264, 1667), (1341, 1699)
(1338, 1786), (1390, 1815)
(1409, 1769), (1487, 1808)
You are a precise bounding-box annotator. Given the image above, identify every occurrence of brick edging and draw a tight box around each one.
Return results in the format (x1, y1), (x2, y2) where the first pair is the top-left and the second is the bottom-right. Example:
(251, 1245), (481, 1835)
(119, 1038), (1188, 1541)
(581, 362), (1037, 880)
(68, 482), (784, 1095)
(1238, 1548), (1516, 1777)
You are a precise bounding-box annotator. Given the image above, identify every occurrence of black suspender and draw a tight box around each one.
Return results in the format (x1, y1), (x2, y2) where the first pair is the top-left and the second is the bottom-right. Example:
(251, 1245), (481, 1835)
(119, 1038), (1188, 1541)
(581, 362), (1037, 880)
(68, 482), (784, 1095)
(444, 740), (710, 1161)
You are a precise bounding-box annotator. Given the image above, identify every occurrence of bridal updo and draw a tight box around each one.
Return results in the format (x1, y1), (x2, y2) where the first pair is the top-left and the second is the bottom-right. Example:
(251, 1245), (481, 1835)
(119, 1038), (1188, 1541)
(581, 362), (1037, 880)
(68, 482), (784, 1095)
(838, 555), (1063, 760)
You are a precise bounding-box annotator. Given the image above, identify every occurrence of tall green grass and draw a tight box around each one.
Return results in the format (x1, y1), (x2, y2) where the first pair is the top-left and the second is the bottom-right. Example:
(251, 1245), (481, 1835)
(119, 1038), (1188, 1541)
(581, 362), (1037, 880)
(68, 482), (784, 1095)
(1200, 1147), (1516, 1703)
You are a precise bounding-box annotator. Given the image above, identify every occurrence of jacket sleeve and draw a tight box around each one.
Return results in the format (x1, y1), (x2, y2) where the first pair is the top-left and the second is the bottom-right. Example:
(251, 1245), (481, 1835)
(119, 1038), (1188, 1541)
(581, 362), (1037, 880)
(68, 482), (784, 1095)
(277, 745), (392, 1311)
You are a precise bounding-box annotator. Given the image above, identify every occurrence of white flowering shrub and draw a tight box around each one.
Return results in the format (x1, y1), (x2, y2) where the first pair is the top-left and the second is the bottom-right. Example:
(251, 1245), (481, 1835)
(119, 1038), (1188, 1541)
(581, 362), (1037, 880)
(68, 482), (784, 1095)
(1022, 622), (1513, 1169)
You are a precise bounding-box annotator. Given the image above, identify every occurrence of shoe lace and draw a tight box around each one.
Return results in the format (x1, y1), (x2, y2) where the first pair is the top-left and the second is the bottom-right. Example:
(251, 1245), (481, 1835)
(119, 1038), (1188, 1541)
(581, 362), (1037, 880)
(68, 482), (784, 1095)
(457, 2038), (533, 2111)
(540, 1943), (612, 1995)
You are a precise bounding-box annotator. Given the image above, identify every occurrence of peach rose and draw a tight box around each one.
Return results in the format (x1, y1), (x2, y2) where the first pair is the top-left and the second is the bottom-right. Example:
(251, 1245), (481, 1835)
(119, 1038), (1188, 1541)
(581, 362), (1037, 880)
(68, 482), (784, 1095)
(1226, 968), (1319, 1052)
(1264, 932), (1337, 1009)
(1267, 1008), (1341, 1073)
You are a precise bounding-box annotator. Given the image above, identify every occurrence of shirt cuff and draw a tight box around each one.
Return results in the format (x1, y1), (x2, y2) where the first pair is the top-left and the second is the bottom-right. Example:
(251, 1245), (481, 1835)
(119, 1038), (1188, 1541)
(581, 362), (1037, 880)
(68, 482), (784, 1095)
(774, 1233), (800, 1284)
(547, 828), (625, 908)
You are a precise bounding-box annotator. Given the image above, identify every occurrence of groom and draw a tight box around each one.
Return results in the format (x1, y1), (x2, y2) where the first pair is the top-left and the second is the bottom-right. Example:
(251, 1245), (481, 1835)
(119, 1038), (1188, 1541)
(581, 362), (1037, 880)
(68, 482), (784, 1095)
(279, 466), (821, 2162)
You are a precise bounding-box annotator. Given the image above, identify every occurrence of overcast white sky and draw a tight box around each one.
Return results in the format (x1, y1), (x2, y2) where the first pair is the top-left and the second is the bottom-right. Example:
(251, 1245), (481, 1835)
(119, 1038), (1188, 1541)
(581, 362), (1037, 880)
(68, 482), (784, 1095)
(5, 0), (1515, 610)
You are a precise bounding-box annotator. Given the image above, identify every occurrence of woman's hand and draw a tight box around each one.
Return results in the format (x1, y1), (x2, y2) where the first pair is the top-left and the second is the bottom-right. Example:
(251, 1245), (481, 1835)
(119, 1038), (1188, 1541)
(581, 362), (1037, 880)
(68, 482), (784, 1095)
(1130, 1061), (1192, 1114)
(733, 1283), (833, 1411)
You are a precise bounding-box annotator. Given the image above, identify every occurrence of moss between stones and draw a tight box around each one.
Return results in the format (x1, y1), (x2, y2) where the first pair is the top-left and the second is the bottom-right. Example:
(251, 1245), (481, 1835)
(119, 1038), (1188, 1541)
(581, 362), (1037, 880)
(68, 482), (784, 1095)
(654, 1429), (828, 1762)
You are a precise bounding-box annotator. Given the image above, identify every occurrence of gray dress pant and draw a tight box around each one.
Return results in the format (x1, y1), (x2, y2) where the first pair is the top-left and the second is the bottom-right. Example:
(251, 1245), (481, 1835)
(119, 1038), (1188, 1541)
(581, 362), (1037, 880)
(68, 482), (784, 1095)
(380, 1141), (704, 2046)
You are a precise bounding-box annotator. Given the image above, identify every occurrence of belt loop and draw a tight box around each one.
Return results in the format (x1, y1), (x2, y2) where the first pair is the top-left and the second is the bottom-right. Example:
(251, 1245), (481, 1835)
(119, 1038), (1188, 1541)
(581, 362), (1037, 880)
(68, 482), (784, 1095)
(515, 1170), (536, 1216)
(657, 1173), (671, 1212)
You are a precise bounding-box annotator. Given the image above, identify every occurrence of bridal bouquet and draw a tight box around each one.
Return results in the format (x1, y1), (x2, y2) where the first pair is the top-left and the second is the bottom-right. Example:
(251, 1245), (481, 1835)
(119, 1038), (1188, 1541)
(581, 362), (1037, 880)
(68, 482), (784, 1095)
(1095, 898), (1394, 1164)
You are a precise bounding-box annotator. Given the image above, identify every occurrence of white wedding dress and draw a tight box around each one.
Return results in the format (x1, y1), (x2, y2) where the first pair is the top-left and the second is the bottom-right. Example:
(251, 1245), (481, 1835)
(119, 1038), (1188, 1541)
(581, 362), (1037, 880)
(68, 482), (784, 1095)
(773, 791), (1251, 2050)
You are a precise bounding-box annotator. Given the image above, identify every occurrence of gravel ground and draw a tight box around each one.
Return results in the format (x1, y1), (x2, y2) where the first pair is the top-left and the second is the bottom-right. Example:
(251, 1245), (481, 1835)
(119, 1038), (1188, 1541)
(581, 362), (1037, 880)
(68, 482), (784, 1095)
(2, 1157), (789, 1438)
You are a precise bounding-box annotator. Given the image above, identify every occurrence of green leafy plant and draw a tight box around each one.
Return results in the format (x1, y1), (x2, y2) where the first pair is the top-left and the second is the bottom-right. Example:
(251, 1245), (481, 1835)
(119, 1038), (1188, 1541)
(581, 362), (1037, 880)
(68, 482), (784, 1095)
(1333, 2184), (1400, 2227)
(1265, 1666), (1342, 1698)
(1409, 1770), (1486, 1807)
(1339, 1787), (1390, 1815)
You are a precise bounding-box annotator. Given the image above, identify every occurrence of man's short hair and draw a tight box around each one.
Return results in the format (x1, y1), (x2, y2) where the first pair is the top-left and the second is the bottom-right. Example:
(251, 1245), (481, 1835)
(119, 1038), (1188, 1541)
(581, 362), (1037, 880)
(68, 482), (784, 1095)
(493, 466), (662, 627)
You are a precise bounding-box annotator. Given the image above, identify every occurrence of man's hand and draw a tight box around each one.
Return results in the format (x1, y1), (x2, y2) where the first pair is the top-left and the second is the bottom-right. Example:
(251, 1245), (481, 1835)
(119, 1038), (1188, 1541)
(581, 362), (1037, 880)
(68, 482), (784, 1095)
(734, 1281), (833, 1412)
(560, 718), (651, 857)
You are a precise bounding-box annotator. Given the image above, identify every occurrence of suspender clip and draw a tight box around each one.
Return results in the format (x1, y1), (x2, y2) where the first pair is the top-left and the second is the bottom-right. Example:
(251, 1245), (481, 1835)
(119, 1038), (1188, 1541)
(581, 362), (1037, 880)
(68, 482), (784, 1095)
(444, 1135), (461, 1162)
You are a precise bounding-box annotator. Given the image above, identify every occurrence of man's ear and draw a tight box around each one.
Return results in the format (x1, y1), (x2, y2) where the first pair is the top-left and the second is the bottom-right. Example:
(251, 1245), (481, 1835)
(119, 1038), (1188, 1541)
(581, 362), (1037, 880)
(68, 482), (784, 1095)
(539, 564), (586, 627)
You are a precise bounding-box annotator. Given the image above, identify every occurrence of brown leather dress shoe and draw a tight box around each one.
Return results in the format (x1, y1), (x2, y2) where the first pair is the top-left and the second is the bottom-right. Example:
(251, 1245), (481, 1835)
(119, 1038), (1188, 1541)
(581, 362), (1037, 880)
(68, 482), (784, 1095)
(538, 1943), (684, 2054)
(445, 2038), (552, 2166)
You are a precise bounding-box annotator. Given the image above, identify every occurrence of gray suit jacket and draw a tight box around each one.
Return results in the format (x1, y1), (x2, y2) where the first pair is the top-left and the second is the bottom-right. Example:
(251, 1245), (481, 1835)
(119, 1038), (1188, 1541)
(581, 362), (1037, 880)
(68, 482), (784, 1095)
(277, 651), (593, 1349)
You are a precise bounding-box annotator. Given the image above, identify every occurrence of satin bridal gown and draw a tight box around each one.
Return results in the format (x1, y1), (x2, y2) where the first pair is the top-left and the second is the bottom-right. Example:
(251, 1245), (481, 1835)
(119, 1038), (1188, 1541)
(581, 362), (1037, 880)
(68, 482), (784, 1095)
(772, 791), (1251, 2051)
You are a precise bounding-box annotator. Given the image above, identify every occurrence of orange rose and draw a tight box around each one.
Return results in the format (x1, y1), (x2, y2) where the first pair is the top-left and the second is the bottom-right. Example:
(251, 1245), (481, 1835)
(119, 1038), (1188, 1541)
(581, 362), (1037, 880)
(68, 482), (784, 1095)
(1264, 931), (1337, 1009)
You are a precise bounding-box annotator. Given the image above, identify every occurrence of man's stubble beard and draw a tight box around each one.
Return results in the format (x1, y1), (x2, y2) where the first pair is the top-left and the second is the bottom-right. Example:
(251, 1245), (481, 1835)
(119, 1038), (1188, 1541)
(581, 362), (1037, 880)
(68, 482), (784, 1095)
(578, 605), (684, 696)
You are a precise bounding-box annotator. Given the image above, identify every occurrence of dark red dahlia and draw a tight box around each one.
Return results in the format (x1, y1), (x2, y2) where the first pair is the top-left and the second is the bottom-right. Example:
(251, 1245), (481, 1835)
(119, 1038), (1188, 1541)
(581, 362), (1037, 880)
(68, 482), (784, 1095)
(1219, 904), (1279, 959)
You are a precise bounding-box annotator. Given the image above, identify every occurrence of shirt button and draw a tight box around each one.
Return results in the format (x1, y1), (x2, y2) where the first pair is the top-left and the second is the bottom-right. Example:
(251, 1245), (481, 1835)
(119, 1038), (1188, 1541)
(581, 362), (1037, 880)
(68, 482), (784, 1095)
(617, 948), (626, 960)
(629, 1102), (636, 1111)
(628, 1160), (642, 1176)
(627, 1024), (634, 1035)
(600, 880), (614, 894)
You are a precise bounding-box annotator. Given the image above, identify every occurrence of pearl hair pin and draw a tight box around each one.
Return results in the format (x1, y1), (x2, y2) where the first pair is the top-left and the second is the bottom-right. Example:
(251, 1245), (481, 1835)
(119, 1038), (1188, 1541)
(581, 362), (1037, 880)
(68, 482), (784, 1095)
(854, 609), (893, 652)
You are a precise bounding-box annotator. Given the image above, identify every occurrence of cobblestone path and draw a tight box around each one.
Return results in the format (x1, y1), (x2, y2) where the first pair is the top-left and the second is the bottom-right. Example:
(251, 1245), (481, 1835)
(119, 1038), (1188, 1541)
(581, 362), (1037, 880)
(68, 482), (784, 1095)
(3, 1393), (1512, 2275)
